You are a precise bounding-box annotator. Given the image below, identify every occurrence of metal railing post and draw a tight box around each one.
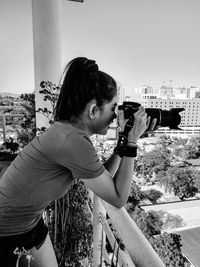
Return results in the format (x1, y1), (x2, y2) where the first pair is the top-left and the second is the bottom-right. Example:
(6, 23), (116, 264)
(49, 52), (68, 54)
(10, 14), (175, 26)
(1, 115), (6, 143)
(93, 195), (106, 267)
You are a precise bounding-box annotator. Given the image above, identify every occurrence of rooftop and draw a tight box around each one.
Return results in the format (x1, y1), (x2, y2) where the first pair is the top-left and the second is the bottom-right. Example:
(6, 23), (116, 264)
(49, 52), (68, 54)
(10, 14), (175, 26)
(174, 226), (200, 267)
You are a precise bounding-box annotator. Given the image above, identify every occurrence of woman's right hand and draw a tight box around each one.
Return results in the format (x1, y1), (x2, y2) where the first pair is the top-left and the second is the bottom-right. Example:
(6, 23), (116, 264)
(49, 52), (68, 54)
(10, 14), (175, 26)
(128, 106), (148, 143)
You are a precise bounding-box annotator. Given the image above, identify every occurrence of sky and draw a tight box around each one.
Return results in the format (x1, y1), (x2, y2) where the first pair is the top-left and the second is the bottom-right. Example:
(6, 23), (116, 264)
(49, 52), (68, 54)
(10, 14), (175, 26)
(0, 0), (200, 97)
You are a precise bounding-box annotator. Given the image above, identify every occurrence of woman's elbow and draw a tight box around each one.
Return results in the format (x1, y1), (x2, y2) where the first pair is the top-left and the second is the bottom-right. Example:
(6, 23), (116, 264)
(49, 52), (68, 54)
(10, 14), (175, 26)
(111, 198), (126, 208)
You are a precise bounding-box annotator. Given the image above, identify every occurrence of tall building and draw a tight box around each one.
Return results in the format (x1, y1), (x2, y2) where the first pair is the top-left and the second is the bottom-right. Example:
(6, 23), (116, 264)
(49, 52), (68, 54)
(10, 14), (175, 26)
(159, 86), (174, 98)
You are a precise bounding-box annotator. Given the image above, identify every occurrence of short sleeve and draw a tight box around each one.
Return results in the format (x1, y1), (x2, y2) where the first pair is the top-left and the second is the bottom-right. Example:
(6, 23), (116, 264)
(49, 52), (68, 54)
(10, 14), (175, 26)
(53, 131), (105, 179)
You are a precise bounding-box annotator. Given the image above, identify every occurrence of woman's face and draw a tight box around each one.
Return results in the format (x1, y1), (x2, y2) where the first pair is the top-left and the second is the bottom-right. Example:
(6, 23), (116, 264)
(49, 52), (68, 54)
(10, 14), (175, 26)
(93, 95), (118, 135)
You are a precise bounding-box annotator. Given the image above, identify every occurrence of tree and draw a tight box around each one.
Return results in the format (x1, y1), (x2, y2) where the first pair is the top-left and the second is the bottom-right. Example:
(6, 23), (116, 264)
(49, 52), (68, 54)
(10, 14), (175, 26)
(157, 166), (198, 200)
(20, 93), (36, 128)
(150, 233), (188, 267)
(17, 93), (36, 146)
(193, 171), (200, 193)
(126, 181), (145, 208)
(180, 137), (200, 159)
(130, 207), (163, 238)
(135, 148), (171, 181)
(125, 206), (188, 266)
(156, 210), (185, 230)
(143, 189), (163, 204)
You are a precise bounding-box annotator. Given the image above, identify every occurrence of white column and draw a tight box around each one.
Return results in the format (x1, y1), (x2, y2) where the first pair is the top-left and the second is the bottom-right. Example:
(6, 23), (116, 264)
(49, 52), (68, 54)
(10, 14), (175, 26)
(32, 0), (62, 129)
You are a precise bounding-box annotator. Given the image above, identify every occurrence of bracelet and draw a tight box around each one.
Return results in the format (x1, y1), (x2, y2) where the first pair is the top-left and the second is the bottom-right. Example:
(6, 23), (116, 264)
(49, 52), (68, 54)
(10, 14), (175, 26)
(123, 146), (137, 157)
(114, 145), (126, 158)
(127, 141), (138, 147)
(114, 134), (128, 157)
(114, 145), (137, 158)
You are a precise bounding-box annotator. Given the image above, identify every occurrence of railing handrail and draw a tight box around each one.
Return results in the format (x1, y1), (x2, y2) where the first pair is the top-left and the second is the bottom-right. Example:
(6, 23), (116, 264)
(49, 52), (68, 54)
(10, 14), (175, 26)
(94, 196), (165, 267)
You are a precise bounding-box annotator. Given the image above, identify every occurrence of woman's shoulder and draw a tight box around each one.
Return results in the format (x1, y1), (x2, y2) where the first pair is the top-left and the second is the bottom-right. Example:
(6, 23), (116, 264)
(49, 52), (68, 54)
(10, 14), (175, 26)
(40, 121), (91, 149)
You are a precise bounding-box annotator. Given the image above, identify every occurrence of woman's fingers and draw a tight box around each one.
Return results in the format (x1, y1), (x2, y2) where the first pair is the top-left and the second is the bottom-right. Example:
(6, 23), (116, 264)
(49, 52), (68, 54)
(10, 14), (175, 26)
(148, 118), (157, 131)
(134, 106), (145, 117)
(117, 110), (127, 131)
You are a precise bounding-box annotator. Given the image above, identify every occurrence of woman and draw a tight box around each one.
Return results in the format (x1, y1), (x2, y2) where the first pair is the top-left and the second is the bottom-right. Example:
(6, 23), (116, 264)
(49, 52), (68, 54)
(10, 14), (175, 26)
(0, 57), (156, 266)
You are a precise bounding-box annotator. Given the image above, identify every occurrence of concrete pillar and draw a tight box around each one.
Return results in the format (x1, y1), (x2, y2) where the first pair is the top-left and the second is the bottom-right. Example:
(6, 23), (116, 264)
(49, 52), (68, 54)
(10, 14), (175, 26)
(32, 0), (62, 129)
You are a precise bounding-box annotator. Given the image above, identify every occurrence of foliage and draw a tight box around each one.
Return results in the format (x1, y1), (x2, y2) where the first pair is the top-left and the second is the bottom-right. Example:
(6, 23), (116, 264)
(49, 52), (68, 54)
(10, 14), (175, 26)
(193, 171), (200, 192)
(157, 166), (198, 200)
(0, 151), (18, 161)
(150, 233), (188, 267)
(17, 93), (36, 146)
(125, 181), (145, 212)
(130, 207), (163, 239)
(20, 93), (36, 127)
(143, 189), (163, 204)
(135, 148), (171, 181)
(179, 136), (200, 159)
(46, 180), (93, 266)
(128, 206), (187, 266)
(0, 137), (19, 161)
(91, 135), (115, 163)
(156, 210), (185, 231)
(2, 137), (19, 153)
(37, 81), (60, 124)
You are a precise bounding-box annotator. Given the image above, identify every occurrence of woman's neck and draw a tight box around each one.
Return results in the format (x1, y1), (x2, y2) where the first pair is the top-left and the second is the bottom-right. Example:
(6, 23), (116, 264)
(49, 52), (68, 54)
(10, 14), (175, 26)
(68, 116), (92, 136)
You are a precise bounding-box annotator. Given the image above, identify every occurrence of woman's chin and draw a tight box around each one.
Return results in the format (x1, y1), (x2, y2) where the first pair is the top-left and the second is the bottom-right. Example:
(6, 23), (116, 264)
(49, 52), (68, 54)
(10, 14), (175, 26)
(99, 126), (109, 135)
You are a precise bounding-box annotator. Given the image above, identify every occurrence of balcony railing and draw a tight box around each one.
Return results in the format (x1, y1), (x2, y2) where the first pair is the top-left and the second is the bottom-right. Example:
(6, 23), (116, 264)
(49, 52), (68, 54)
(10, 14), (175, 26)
(92, 193), (165, 267)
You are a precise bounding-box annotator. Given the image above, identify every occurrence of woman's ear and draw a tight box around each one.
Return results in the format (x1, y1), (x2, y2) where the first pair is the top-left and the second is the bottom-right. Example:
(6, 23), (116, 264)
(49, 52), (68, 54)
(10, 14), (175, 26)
(88, 101), (99, 119)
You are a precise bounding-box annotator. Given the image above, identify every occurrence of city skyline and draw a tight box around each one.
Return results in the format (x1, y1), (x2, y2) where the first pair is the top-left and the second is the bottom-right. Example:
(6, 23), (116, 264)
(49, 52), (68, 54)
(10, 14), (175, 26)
(1, 0), (200, 96)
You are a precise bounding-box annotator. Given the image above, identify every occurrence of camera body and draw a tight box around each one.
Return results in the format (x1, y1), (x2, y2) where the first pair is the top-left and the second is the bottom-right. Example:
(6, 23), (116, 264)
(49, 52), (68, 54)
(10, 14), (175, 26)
(118, 101), (184, 130)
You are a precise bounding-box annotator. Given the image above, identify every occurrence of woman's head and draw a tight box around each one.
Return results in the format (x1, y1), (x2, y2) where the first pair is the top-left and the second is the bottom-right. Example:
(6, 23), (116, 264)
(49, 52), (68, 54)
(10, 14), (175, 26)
(55, 57), (117, 121)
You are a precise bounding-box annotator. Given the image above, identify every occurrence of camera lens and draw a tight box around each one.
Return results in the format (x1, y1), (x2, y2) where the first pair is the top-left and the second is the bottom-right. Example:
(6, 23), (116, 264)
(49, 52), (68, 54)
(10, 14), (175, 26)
(118, 101), (184, 130)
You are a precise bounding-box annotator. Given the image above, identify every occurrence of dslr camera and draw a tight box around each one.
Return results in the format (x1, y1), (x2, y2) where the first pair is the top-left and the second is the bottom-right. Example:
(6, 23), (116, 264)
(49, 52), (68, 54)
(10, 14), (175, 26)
(118, 101), (184, 130)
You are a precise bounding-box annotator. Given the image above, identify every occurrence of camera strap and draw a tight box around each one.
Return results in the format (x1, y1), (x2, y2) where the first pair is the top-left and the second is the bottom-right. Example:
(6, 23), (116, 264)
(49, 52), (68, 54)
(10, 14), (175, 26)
(121, 115), (135, 137)
(114, 116), (137, 157)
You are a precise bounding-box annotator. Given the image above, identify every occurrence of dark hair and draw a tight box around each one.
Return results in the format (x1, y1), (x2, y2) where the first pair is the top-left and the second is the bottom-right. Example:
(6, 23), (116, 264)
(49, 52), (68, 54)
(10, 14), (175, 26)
(54, 57), (117, 121)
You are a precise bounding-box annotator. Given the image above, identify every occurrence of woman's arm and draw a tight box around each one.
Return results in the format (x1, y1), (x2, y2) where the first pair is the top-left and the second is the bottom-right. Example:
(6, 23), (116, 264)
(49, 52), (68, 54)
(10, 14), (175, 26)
(82, 156), (134, 208)
(103, 152), (121, 177)
(82, 107), (149, 208)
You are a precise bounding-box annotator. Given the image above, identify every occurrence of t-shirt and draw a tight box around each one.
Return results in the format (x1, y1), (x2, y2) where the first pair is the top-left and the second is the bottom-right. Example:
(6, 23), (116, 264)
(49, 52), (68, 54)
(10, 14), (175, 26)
(0, 121), (105, 236)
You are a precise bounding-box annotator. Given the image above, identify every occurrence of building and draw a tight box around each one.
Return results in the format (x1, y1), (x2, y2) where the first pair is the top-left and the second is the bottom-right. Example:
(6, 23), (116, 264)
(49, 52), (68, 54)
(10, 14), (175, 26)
(136, 85), (159, 95)
(174, 87), (200, 99)
(196, 91), (200, 98)
(189, 87), (200, 98)
(159, 85), (174, 98)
